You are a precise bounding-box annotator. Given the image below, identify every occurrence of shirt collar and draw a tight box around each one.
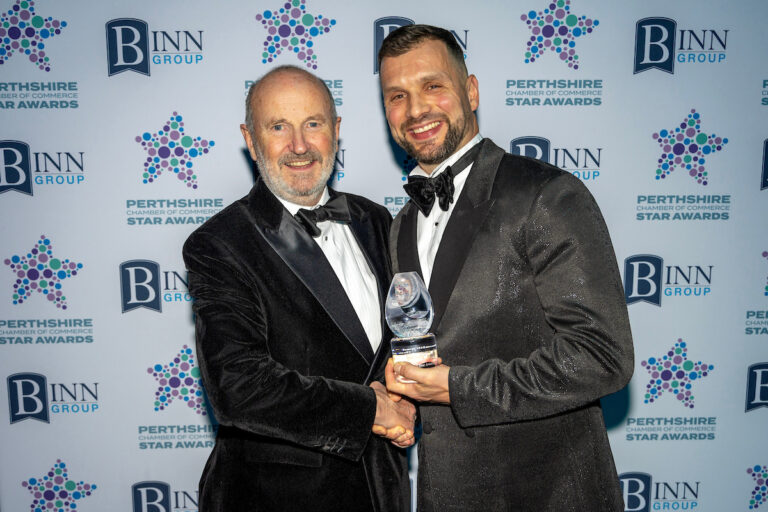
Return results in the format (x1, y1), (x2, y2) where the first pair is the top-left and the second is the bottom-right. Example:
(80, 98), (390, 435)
(409, 133), (483, 179)
(276, 186), (330, 216)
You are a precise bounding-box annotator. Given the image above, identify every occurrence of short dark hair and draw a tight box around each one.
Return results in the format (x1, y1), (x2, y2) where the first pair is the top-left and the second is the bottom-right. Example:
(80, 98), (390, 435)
(378, 24), (467, 78)
(245, 65), (337, 133)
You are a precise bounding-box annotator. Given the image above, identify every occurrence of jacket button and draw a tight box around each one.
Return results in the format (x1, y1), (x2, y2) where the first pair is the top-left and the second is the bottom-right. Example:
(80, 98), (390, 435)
(422, 421), (433, 434)
(464, 429), (474, 438)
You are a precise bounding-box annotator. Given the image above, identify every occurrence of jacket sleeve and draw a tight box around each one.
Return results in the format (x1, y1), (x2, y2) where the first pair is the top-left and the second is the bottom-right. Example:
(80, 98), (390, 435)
(183, 230), (377, 461)
(449, 172), (634, 428)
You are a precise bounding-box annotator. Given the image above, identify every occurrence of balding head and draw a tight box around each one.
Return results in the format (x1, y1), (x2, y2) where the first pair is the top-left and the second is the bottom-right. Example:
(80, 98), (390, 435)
(245, 65), (337, 136)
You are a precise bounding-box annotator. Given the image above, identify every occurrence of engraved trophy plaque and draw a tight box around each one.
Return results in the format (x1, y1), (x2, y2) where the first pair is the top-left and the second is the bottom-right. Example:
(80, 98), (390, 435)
(385, 272), (438, 383)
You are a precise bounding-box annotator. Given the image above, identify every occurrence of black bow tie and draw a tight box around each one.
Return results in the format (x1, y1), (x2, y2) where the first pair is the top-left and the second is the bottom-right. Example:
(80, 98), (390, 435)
(295, 194), (351, 237)
(402, 141), (483, 217)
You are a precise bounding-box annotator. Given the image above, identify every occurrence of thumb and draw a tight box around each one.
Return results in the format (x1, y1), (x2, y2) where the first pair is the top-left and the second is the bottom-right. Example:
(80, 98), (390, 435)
(394, 362), (422, 382)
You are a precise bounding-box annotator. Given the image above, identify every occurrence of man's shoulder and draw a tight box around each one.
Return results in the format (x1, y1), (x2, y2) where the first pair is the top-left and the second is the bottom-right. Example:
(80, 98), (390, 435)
(183, 191), (254, 251)
(338, 190), (391, 221)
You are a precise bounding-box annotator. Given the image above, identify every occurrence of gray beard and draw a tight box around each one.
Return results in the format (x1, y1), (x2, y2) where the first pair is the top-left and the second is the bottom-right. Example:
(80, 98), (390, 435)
(253, 140), (336, 202)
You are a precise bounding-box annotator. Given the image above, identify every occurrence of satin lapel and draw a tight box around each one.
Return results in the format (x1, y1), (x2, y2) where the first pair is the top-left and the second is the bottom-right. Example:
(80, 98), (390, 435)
(428, 139), (503, 331)
(395, 204), (422, 277)
(252, 185), (374, 366)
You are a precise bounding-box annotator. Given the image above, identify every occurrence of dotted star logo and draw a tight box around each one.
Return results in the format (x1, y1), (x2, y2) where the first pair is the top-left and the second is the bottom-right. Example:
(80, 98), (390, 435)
(520, 0), (598, 69)
(652, 108), (728, 186)
(147, 345), (207, 415)
(135, 112), (214, 190)
(748, 465), (767, 510)
(4, 235), (82, 310)
(0, 0), (66, 71)
(640, 338), (714, 409)
(256, 0), (336, 69)
(21, 460), (96, 512)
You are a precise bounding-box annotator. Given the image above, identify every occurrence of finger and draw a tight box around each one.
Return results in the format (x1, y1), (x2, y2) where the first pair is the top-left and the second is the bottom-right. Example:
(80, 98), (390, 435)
(387, 390), (403, 402)
(394, 362), (428, 385)
(384, 426), (405, 440)
(393, 429), (413, 445)
(385, 359), (405, 392)
(371, 424), (387, 436)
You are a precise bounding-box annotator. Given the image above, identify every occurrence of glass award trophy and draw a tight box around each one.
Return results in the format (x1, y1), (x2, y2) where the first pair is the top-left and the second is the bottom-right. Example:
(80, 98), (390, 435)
(385, 272), (438, 383)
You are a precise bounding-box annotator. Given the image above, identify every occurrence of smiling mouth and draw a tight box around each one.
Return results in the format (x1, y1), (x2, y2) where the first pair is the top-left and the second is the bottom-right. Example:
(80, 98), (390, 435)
(411, 121), (441, 134)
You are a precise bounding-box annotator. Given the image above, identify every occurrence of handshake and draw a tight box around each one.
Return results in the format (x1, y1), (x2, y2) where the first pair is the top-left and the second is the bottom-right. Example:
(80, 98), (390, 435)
(369, 358), (450, 448)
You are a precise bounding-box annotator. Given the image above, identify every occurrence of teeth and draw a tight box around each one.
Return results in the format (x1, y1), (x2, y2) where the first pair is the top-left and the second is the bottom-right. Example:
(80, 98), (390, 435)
(285, 160), (312, 167)
(412, 121), (440, 134)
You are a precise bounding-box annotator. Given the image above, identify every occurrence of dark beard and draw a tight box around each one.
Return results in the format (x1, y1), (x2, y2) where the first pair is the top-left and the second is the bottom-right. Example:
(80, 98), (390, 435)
(397, 116), (466, 166)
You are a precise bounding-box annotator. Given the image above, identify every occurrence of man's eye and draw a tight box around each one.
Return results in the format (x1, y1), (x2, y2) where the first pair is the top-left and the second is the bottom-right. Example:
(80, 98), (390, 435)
(390, 93), (404, 102)
(307, 121), (320, 128)
(271, 124), (284, 131)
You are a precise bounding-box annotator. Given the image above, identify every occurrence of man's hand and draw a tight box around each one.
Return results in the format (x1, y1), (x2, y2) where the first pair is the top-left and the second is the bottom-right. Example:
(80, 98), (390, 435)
(385, 358), (451, 404)
(370, 381), (416, 448)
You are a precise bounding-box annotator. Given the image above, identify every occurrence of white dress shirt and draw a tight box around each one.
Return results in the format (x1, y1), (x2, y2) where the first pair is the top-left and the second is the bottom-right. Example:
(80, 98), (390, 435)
(408, 133), (483, 288)
(278, 188), (382, 352)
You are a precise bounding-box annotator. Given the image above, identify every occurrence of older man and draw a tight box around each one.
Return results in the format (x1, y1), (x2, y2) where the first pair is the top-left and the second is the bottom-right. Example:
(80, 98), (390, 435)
(183, 65), (413, 512)
(379, 25), (634, 511)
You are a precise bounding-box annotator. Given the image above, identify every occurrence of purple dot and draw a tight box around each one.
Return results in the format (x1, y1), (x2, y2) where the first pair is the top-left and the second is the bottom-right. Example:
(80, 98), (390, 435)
(558, 25), (568, 36)
(25, 26), (35, 37)
(661, 370), (673, 381)
(278, 24), (291, 37)
(291, 8), (301, 17)
(672, 143), (685, 155)
(295, 26), (304, 35)
(184, 377), (194, 386)
(8, 26), (21, 39)
(158, 146), (171, 159)
(26, 268), (39, 280)
(542, 25), (555, 38)
(688, 144), (698, 153)
(43, 490), (55, 500)
(174, 146), (184, 157)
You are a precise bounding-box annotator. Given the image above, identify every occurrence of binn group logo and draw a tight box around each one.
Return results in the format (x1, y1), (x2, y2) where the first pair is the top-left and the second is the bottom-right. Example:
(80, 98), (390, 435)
(372, 17), (468, 75)
(4, 235), (82, 310)
(132, 481), (198, 512)
(7, 372), (100, 424)
(634, 18), (728, 74)
(119, 260), (191, 313)
(619, 472), (700, 512)
(106, 18), (204, 76)
(746, 363), (768, 413)
(0, 0), (67, 72)
(256, 0), (336, 70)
(520, 0), (599, 70)
(640, 338), (714, 409)
(135, 112), (214, 189)
(652, 108), (727, 186)
(624, 254), (713, 306)
(0, 140), (86, 196)
(510, 136), (602, 182)
(147, 344), (207, 416)
(22, 460), (96, 511)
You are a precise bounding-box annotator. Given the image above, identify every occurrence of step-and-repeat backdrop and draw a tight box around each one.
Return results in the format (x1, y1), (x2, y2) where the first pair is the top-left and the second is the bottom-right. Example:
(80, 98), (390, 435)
(1, 1), (766, 510)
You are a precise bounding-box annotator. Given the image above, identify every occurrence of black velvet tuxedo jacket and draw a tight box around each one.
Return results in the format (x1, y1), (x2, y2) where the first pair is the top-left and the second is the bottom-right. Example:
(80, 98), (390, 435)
(182, 179), (409, 512)
(391, 139), (634, 511)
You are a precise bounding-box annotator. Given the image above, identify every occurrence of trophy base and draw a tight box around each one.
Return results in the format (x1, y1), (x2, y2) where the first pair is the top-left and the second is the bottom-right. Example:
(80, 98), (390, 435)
(391, 333), (438, 384)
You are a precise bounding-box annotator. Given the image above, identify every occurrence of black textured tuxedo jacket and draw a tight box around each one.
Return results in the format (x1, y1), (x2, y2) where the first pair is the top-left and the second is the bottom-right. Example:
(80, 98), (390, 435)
(183, 179), (409, 512)
(391, 138), (634, 511)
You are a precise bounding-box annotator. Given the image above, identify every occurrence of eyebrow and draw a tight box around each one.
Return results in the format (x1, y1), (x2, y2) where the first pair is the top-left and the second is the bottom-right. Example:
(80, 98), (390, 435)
(262, 114), (327, 126)
(382, 72), (450, 94)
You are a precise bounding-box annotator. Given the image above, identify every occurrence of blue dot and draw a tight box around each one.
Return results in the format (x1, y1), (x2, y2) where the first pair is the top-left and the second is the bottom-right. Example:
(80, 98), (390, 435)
(528, 10), (537, 19)
(38, 42), (44, 49)
(77, 263), (82, 269)
(593, 20), (599, 26)
(175, 115), (182, 121)
(11, 255), (20, 263)
(274, 36), (280, 42)
(43, 239), (50, 245)
(61, 21), (67, 27)
(159, 395), (167, 402)
(169, 141), (175, 148)
(723, 138), (728, 144)
(537, 36), (543, 42)
(531, 46), (538, 53)
(154, 364), (162, 371)
(209, 141), (215, 147)
(648, 358), (656, 364)
(148, 166), (156, 174)
(568, 41), (575, 47)
(29, 478), (37, 485)
(268, 45), (275, 53)
(142, 132), (151, 141)
(186, 161), (193, 168)
(330, 19), (336, 25)
(40, 29), (49, 38)
(289, 19), (296, 26)
(57, 270), (66, 279)
(573, 28), (581, 37)
(263, 10), (272, 19)
(293, 47), (298, 53)
(189, 148), (198, 157)
(306, 40), (313, 47)
(19, 288), (26, 295)
(309, 27), (318, 36)
(0, 48), (5, 56)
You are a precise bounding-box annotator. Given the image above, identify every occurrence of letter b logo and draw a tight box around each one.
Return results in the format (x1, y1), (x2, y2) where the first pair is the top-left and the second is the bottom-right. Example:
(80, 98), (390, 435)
(120, 260), (162, 313)
(106, 19), (150, 76)
(132, 481), (170, 512)
(624, 255), (663, 306)
(0, 140), (32, 196)
(7, 373), (49, 424)
(619, 472), (652, 512)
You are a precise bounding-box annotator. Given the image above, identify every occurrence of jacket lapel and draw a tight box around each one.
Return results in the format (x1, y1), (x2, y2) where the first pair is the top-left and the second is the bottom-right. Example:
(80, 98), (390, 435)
(394, 205), (422, 278)
(250, 181), (375, 366)
(428, 139), (503, 331)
